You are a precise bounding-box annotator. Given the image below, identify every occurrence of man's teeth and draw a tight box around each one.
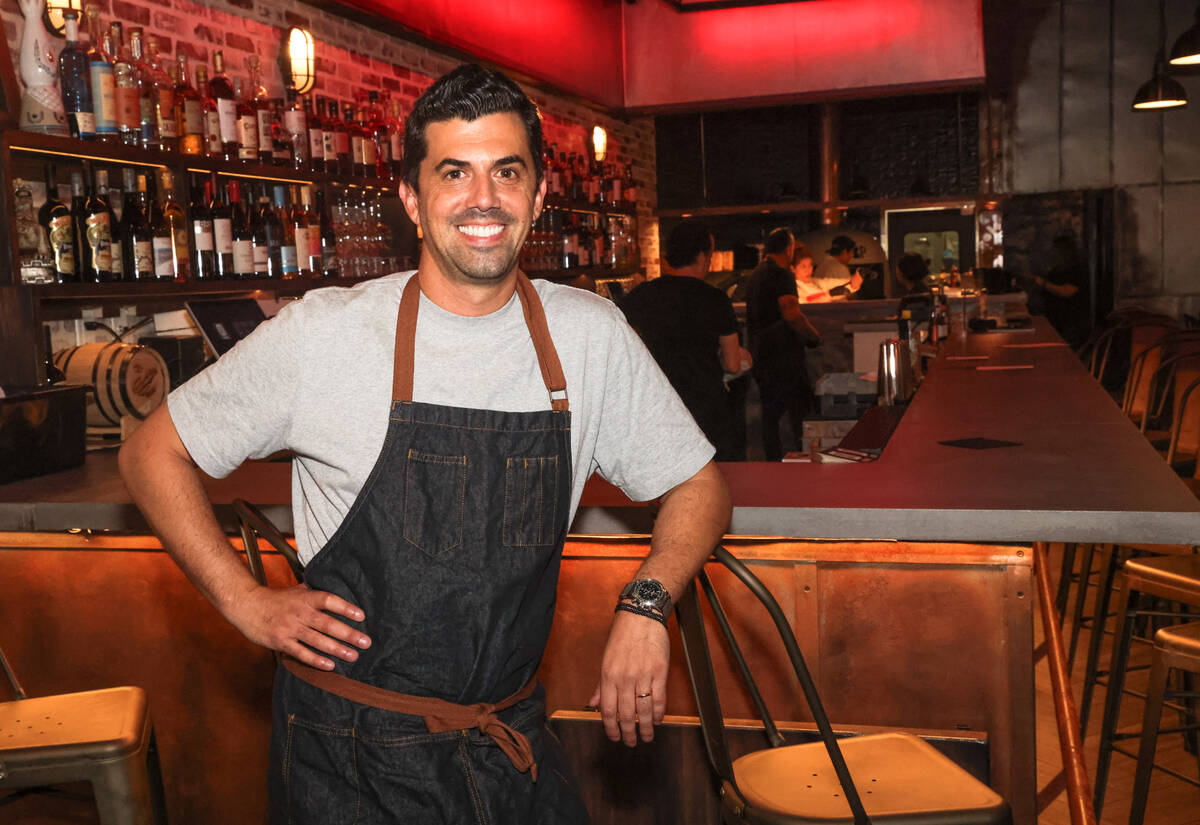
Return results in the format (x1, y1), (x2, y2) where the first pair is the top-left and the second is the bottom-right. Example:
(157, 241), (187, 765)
(458, 224), (503, 238)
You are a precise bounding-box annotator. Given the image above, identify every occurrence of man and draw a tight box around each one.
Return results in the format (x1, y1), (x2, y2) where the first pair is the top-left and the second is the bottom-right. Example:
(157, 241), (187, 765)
(745, 228), (822, 461)
(812, 234), (864, 297)
(119, 64), (730, 824)
(621, 220), (751, 461)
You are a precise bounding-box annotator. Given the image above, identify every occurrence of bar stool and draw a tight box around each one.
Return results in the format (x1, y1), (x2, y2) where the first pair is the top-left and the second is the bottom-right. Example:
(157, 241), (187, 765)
(1093, 554), (1200, 815)
(1128, 622), (1200, 825)
(0, 644), (167, 824)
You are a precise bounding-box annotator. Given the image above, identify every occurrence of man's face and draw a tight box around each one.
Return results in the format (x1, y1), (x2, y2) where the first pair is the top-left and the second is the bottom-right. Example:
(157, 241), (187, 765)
(837, 248), (854, 265)
(400, 112), (546, 286)
(792, 257), (814, 282)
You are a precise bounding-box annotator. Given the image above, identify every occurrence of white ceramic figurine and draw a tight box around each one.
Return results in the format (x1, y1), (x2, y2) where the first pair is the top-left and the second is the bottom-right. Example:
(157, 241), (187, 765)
(18, 0), (68, 134)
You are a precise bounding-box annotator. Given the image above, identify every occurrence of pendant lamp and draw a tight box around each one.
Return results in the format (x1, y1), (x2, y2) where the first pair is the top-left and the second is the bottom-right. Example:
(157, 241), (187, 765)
(1133, 2), (1188, 111)
(1169, 3), (1200, 65)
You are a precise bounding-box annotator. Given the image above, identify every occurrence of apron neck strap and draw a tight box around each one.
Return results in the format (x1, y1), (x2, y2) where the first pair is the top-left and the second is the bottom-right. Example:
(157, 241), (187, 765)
(391, 272), (569, 412)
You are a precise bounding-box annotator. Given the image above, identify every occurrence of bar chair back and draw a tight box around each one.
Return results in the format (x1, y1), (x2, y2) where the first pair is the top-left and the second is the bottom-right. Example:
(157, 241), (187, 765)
(233, 499), (304, 586)
(0, 643), (167, 825)
(676, 546), (1010, 824)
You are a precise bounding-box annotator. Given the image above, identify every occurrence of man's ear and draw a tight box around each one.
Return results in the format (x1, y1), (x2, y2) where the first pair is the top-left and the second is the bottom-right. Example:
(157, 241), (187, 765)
(399, 179), (421, 227)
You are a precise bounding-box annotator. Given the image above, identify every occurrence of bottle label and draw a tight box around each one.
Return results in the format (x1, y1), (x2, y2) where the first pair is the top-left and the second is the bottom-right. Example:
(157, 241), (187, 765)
(183, 99), (203, 135)
(323, 131), (337, 161)
(48, 215), (75, 275)
(115, 85), (140, 131)
(362, 138), (377, 167)
(110, 239), (123, 276)
(153, 236), (174, 277)
(307, 225), (321, 267)
(335, 130), (350, 156)
(284, 109), (306, 138)
(294, 226), (310, 272)
(213, 217), (233, 254)
(69, 111), (96, 139)
(351, 135), (365, 165)
(193, 219), (214, 251)
(86, 212), (112, 270)
(158, 89), (178, 138)
(390, 132), (402, 164)
(90, 63), (117, 133)
(238, 115), (259, 159)
(139, 91), (156, 130)
(232, 239), (254, 274)
(377, 137), (390, 165)
(133, 239), (154, 277)
(217, 98), (238, 143)
(257, 109), (274, 153)
(309, 127), (324, 162)
(252, 243), (269, 273)
(281, 245), (298, 274)
(204, 110), (222, 152)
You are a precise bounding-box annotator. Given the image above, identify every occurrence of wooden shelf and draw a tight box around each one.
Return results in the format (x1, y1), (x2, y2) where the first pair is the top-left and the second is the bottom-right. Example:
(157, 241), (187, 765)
(543, 194), (635, 216)
(655, 194), (981, 219)
(31, 276), (375, 302)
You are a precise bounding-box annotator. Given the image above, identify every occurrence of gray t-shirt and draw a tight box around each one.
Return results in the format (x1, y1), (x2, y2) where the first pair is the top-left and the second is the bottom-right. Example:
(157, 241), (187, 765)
(169, 272), (714, 563)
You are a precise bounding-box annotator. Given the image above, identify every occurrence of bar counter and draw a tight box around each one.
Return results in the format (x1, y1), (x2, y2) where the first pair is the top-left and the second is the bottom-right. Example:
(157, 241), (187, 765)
(1, 318), (1197, 825)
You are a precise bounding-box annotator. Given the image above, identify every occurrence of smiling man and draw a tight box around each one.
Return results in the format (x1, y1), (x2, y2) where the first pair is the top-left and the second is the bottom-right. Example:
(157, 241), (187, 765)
(119, 64), (730, 823)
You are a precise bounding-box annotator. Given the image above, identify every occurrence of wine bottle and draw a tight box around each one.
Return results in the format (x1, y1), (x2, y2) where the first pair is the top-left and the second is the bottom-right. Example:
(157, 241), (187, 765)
(128, 29), (159, 150)
(304, 93), (324, 173)
(126, 173), (154, 280)
(147, 35), (176, 152)
(234, 77), (258, 164)
(39, 164), (77, 284)
(337, 104), (354, 176)
(82, 164), (115, 282)
(195, 65), (221, 157)
(291, 185), (311, 278)
(175, 55), (203, 155)
(256, 184), (284, 279)
(109, 34), (139, 147)
(300, 185), (321, 275)
(229, 179), (255, 279)
(387, 97), (404, 178)
(321, 98), (340, 174)
(190, 174), (216, 280)
(284, 87), (308, 171)
(112, 166), (136, 281)
(85, 5), (117, 141)
(58, 10), (95, 140)
(69, 172), (88, 279)
(209, 51), (239, 162)
(247, 56), (274, 165)
(315, 185), (338, 278)
(276, 185), (298, 278)
(210, 175), (235, 279)
(159, 170), (188, 282)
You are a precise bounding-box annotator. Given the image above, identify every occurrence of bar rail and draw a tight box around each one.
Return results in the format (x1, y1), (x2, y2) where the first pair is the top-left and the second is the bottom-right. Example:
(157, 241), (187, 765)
(1034, 541), (1098, 825)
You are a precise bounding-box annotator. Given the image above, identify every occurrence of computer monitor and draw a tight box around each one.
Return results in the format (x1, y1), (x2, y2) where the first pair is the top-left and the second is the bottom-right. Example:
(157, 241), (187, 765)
(184, 297), (268, 356)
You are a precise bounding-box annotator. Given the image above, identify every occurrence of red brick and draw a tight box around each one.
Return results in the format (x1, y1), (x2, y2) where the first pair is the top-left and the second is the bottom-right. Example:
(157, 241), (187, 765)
(226, 0), (253, 9)
(193, 23), (221, 44)
(152, 10), (182, 31)
(282, 9), (309, 28)
(175, 40), (208, 63)
(111, 0), (150, 25)
(315, 55), (337, 74)
(381, 76), (402, 92)
(155, 36), (172, 55)
(359, 73), (380, 88)
(224, 31), (255, 53)
(403, 83), (423, 98)
(350, 51), (370, 67)
(390, 63), (410, 80)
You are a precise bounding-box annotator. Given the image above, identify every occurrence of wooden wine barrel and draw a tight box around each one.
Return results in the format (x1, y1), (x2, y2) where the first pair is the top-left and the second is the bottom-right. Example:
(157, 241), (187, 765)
(53, 342), (170, 428)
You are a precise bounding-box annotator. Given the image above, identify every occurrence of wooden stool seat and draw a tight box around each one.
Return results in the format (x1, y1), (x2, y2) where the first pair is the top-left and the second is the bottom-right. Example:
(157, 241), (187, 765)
(1123, 555), (1200, 603)
(733, 732), (1008, 822)
(0, 686), (163, 825)
(1155, 621), (1200, 671)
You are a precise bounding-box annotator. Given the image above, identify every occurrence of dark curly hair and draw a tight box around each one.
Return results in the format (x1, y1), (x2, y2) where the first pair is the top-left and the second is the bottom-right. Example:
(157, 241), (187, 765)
(402, 63), (545, 193)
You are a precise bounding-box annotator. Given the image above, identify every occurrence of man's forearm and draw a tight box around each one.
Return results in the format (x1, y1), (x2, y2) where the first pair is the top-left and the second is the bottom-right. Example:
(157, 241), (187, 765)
(634, 461), (731, 602)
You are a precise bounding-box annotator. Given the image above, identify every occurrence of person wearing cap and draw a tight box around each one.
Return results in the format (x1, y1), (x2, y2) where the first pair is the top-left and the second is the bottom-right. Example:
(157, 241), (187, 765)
(813, 234), (865, 297)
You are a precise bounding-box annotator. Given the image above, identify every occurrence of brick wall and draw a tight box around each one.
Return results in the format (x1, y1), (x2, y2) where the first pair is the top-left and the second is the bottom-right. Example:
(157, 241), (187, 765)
(2, 0), (659, 277)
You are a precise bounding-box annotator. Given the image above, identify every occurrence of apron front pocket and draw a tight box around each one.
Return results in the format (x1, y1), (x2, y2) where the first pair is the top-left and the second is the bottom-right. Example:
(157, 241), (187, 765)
(282, 717), (359, 825)
(403, 450), (467, 557)
(502, 456), (560, 547)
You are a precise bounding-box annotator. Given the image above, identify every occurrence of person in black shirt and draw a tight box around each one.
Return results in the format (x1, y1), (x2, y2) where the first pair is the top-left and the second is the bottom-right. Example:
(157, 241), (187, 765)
(1030, 233), (1088, 347)
(745, 228), (822, 461)
(622, 221), (750, 460)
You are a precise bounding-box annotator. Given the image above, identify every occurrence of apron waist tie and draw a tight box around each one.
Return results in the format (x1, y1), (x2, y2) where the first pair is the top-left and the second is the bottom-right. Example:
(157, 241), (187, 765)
(281, 656), (540, 781)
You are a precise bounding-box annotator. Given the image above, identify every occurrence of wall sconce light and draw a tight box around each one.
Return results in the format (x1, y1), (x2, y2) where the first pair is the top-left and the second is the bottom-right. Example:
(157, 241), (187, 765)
(1169, 3), (1200, 65)
(43, 0), (84, 37)
(591, 125), (607, 163)
(285, 27), (316, 94)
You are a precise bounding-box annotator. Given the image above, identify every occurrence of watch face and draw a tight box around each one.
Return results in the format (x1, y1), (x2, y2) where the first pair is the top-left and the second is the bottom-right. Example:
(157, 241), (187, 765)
(632, 579), (664, 605)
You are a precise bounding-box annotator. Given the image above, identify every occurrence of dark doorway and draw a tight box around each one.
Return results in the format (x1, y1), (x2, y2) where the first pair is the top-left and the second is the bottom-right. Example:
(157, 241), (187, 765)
(885, 208), (976, 295)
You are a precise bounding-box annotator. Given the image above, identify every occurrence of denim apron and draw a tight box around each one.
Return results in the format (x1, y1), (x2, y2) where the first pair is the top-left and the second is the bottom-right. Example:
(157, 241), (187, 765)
(268, 272), (589, 825)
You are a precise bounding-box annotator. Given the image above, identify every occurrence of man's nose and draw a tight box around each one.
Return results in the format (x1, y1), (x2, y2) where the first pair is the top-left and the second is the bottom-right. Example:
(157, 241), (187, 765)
(467, 173), (499, 210)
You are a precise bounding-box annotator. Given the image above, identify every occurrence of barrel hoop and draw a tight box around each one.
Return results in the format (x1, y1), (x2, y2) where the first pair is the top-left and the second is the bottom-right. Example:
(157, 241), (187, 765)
(94, 342), (121, 426)
(117, 347), (142, 420)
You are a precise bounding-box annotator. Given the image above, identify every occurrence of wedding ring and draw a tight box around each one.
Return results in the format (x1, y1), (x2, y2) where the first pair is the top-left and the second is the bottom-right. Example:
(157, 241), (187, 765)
(636, 692), (652, 699)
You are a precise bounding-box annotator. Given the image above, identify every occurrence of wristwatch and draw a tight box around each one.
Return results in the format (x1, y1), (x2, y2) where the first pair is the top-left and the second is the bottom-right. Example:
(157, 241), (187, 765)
(619, 578), (672, 615)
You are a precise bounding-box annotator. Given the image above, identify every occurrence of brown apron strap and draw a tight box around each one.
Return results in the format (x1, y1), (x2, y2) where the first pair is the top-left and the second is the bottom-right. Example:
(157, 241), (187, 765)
(390, 272), (569, 412)
(282, 656), (541, 781)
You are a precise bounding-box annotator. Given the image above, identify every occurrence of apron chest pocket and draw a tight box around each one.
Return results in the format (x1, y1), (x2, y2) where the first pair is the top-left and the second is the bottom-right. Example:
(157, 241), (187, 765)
(403, 450), (466, 557)
(503, 456), (559, 547)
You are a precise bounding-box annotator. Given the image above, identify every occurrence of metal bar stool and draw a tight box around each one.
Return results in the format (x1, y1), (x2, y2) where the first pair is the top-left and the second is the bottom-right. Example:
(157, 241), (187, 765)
(0, 644), (167, 824)
(1093, 554), (1200, 815)
(1128, 622), (1200, 825)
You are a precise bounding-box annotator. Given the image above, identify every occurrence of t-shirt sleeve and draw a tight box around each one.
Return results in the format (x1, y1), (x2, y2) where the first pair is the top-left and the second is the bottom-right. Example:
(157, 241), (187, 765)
(589, 306), (715, 502)
(167, 300), (306, 478)
(716, 292), (739, 337)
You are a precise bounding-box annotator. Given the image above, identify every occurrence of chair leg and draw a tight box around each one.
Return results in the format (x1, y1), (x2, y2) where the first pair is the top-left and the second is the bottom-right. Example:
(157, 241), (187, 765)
(91, 746), (157, 825)
(1080, 543), (1120, 732)
(1094, 582), (1138, 817)
(147, 727), (168, 825)
(1056, 542), (1078, 627)
(1067, 543), (1097, 665)
(1128, 649), (1169, 825)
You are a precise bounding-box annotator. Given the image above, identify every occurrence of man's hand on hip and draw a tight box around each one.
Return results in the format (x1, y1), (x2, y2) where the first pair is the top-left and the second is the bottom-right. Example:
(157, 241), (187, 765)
(225, 583), (372, 670)
(588, 610), (669, 747)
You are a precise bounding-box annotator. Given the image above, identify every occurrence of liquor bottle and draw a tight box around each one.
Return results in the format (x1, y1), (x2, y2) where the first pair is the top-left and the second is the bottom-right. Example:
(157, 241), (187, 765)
(546, 144), (561, 197)
(300, 186), (321, 275)
(348, 103), (366, 177)
(58, 10), (95, 140)
(227, 179), (255, 279)
(82, 164), (115, 282)
(194, 65), (221, 157)
(69, 172), (87, 276)
(315, 185), (338, 277)
(246, 56), (273, 165)
(246, 183), (267, 278)
(43, 327), (66, 385)
(209, 175), (235, 279)
(337, 104), (354, 176)
(174, 55), (203, 155)
(623, 163), (636, 204)
(304, 94), (324, 173)
(368, 91), (387, 179)
(113, 166), (136, 281)
(146, 36), (176, 152)
(387, 98), (404, 178)
(189, 174), (216, 280)
(124, 173), (155, 280)
(85, 6), (117, 141)
(291, 185), (311, 277)
(111, 34), (140, 147)
(275, 185), (298, 277)
(234, 78), (258, 164)
(209, 51), (239, 162)
(270, 102), (293, 168)
(158, 170), (188, 282)
(128, 29), (159, 151)
(322, 99), (342, 175)
(255, 184), (284, 278)
(39, 165), (77, 283)
(283, 88), (308, 171)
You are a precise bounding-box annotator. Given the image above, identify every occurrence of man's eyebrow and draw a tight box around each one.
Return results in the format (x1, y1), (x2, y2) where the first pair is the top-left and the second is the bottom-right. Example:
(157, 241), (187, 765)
(432, 155), (528, 172)
(492, 155), (527, 169)
(434, 158), (470, 172)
